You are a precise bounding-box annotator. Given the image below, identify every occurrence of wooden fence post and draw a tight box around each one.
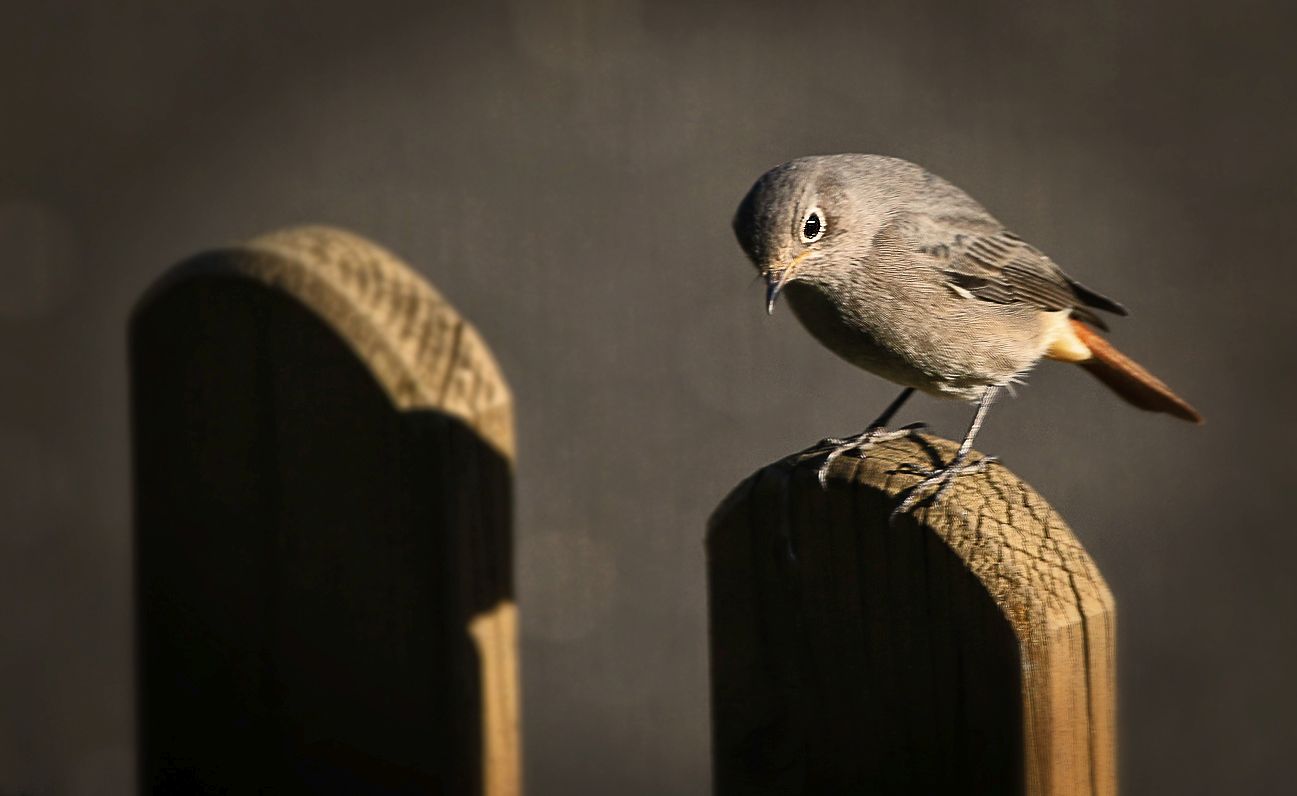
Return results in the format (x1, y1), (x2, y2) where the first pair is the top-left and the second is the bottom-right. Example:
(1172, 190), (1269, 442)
(707, 434), (1115, 795)
(130, 227), (519, 794)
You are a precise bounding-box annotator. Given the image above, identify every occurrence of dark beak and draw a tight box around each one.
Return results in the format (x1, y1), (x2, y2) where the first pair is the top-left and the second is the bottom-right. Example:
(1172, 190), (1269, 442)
(765, 273), (785, 315)
(763, 253), (807, 315)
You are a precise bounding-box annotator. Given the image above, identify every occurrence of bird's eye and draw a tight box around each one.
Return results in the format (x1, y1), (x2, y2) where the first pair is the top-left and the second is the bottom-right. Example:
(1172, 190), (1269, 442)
(801, 209), (825, 243)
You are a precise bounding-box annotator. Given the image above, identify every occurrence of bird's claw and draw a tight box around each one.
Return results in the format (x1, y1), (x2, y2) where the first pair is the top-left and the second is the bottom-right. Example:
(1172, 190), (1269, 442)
(890, 454), (998, 523)
(816, 425), (922, 489)
(819, 421), (926, 449)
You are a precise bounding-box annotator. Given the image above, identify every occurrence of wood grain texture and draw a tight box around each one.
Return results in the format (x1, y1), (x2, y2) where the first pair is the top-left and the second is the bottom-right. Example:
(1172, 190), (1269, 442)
(131, 226), (518, 794)
(707, 434), (1115, 796)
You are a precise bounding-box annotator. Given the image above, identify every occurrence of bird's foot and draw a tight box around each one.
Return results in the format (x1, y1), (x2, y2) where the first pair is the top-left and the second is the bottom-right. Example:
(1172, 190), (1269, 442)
(890, 453), (998, 523)
(816, 423), (927, 489)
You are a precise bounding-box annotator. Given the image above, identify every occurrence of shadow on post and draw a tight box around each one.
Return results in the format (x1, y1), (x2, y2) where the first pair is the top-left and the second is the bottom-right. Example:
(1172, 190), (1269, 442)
(130, 228), (519, 794)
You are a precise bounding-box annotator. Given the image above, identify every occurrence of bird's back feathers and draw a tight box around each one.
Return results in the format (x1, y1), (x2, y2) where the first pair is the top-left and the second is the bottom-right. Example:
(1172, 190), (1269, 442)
(897, 214), (1127, 330)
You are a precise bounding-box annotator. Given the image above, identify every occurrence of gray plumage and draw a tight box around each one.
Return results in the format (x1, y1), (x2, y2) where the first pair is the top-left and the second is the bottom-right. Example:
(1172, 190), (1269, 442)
(733, 153), (1199, 514)
(732, 153), (1124, 401)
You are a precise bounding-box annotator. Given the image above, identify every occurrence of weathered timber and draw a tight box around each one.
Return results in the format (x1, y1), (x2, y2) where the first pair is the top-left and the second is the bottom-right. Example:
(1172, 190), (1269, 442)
(131, 227), (519, 794)
(707, 434), (1115, 796)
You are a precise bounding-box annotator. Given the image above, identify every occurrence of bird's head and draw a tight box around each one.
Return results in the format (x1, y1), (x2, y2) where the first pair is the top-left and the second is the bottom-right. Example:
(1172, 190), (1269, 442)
(732, 154), (918, 313)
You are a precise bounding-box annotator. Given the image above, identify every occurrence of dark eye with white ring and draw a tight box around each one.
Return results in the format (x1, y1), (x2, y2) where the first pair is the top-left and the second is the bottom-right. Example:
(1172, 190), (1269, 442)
(801, 208), (825, 243)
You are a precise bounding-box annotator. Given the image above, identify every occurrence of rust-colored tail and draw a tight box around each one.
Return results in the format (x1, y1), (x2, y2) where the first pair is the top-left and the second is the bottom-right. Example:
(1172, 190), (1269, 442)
(1070, 319), (1203, 424)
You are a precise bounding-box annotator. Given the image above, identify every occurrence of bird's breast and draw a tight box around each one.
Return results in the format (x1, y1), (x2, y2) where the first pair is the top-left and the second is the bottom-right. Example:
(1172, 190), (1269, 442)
(782, 278), (1047, 399)
(783, 281), (939, 390)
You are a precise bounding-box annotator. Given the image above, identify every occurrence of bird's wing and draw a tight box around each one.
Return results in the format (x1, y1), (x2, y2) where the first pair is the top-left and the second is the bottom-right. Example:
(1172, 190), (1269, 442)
(895, 212), (1127, 330)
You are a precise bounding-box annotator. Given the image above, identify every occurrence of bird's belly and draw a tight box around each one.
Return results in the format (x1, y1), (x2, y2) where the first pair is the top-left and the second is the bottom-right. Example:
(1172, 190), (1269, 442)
(787, 294), (936, 390)
(784, 283), (1043, 399)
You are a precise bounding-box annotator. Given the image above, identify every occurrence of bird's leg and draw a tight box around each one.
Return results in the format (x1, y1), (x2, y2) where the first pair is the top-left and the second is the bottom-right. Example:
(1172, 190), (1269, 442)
(817, 388), (921, 488)
(892, 386), (1000, 521)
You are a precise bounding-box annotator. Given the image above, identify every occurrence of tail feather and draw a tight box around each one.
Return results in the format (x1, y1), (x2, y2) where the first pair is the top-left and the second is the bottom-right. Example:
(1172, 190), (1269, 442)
(1070, 319), (1203, 424)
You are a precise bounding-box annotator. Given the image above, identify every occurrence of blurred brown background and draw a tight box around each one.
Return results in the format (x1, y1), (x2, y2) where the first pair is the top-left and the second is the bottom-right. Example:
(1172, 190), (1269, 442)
(2, 1), (1294, 793)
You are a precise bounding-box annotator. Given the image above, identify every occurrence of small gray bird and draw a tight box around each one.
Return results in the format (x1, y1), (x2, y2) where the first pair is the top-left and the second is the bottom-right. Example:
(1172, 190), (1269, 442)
(733, 154), (1201, 515)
